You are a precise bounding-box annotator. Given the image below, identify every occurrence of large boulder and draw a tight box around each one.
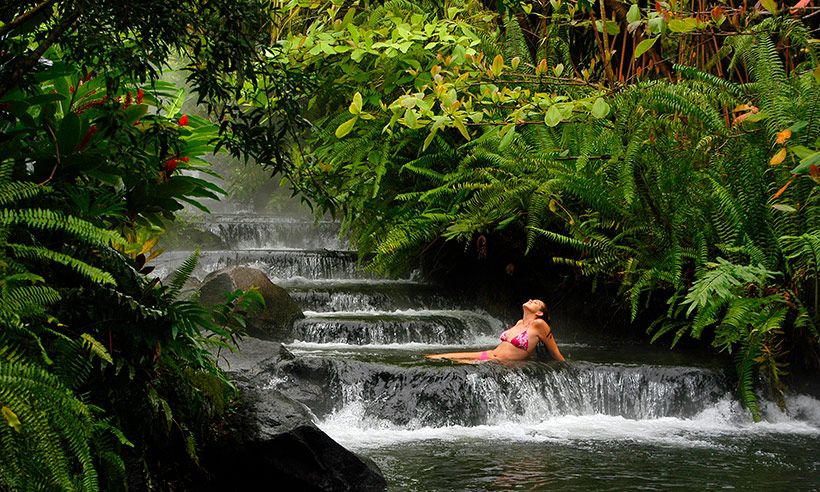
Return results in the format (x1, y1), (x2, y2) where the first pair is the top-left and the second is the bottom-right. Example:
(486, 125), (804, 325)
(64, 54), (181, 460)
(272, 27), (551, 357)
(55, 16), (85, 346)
(205, 337), (387, 491)
(198, 266), (304, 340)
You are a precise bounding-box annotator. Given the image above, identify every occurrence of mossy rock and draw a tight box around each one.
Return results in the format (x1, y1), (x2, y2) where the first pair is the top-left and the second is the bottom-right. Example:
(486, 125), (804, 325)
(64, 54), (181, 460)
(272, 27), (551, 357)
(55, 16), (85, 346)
(199, 266), (304, 341)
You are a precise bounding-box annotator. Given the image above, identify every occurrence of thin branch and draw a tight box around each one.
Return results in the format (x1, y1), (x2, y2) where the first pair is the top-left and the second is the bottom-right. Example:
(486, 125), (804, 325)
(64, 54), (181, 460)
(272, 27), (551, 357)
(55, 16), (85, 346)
(0, 0), (58, 38)
(0, 9), (82, 98)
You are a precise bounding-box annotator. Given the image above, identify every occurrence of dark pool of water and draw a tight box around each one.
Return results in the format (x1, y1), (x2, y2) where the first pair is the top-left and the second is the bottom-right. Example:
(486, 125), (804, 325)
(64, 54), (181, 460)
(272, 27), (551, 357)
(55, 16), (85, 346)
(363, 435), (820, 491)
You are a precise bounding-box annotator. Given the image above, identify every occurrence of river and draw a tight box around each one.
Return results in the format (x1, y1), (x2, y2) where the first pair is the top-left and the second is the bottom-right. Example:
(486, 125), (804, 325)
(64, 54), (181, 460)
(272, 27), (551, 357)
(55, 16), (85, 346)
(157, 213), (820, 491)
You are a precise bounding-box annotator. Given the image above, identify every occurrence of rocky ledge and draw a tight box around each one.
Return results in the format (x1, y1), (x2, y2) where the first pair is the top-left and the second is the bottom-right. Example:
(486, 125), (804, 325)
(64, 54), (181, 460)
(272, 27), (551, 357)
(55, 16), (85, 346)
(204, 336), (387, 491)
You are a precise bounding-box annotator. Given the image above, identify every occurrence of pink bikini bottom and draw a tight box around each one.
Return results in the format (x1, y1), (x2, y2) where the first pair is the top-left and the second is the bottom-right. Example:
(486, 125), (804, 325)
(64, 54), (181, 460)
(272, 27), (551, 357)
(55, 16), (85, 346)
(480, 351), (488, 361)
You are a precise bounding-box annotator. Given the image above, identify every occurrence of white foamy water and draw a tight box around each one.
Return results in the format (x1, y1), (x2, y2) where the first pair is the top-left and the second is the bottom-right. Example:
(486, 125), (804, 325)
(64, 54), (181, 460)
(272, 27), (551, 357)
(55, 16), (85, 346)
(318, 394), (820, 451)
(286, 338), (593, 351)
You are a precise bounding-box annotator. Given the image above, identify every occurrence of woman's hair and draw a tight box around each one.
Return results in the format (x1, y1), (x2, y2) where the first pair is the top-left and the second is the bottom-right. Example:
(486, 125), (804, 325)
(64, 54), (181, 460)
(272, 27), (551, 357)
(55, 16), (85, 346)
(536, 300), (551, 323)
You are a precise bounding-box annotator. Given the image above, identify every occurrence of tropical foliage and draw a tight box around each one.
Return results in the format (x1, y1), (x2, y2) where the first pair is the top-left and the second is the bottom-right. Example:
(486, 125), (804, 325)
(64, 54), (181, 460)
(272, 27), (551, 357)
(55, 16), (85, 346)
(262, 0), (819, 419)
(1, 0), (818, 488)
(0, 0), (276, 488)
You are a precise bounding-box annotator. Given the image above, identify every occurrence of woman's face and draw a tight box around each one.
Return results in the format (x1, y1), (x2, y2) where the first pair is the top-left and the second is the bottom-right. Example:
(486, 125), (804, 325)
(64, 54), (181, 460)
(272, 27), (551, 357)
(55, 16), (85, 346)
(523, 299), (545, 314)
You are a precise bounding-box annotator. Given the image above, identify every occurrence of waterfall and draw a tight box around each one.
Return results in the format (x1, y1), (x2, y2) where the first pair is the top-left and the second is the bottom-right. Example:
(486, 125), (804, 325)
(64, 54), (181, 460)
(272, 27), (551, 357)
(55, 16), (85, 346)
(160, 212), (820, 490)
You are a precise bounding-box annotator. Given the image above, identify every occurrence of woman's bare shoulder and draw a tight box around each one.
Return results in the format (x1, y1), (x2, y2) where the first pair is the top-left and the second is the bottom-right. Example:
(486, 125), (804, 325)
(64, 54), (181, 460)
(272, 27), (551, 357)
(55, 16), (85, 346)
(533, 318), (550, 330)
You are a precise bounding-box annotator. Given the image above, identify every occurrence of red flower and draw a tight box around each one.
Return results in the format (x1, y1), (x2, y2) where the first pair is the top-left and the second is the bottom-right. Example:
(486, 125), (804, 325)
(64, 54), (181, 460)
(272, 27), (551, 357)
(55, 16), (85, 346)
(76, 125), (97, 151)
(164, 158), (179, 174)
(178, 114), (189, 126)
(136, 88), (144, 104)
(180, 156), (190, 162)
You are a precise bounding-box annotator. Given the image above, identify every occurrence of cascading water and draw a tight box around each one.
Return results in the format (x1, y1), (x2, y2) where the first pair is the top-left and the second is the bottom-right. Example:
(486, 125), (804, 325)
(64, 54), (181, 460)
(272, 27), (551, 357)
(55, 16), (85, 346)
(164, 213), (820, 490)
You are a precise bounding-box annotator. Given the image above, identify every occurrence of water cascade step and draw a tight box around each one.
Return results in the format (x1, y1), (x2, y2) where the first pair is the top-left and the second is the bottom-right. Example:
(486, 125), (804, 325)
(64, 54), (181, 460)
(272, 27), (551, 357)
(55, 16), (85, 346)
(161, 214), (820, 490)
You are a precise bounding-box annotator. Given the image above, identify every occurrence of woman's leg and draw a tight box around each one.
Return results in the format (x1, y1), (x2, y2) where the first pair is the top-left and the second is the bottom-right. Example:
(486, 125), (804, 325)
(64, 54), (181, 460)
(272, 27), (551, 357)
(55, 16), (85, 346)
(426, 350), (489, 361)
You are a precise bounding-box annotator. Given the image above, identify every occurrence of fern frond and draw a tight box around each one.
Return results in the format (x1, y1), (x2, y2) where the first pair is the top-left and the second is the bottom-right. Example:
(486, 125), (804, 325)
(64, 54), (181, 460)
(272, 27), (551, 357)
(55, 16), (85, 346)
(0, 209), (124, 247)
(7, 244), (116, 285)
(165, 251), (200, 302)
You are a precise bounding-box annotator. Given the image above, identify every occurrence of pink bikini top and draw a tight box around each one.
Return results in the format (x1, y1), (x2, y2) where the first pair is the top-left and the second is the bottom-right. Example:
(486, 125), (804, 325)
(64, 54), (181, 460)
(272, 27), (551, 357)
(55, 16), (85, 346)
(500, 328), (529, 351)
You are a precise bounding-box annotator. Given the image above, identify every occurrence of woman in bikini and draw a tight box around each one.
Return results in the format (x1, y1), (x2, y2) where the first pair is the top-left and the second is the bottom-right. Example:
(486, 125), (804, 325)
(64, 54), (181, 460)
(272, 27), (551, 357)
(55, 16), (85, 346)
(426, 299), (565, 363)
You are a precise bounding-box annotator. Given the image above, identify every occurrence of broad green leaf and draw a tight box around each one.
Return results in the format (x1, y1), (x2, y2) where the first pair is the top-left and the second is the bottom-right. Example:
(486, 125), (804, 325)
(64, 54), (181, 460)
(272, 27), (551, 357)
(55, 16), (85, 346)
(553, 63), (564, 77)
(404, 109), (417, 128)
(627, 3), (641, 23)
(634, 37), (657, 58)
(789, 145), (814, 159)
(57, 112), (81, 152)
(453, 118), (471, 140)
(499, 124), (516, 150)
(335, 116), (358, 138)
(544, 105), (562, 127)
(165, 88), (185, 117)
(771, 204), (797, 213)
(745, 111), (768, 123)
(591, 97), (610, 118)
(423, 128), (438, 150)
(668, 18), (696, 32)
(491, 54), (504, 77)
(2, 406), (21, 432)
(760, 0), (777, 13)
(349, 92), (363, 114)
(596, 20), (620, 35)
(648, 16), (665, 34)
(791, 151), (820, 174)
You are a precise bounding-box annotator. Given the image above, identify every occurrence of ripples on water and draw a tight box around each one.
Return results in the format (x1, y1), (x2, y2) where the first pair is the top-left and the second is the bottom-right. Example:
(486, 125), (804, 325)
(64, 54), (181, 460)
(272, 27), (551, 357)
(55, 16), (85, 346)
(166, 216), (820, 491)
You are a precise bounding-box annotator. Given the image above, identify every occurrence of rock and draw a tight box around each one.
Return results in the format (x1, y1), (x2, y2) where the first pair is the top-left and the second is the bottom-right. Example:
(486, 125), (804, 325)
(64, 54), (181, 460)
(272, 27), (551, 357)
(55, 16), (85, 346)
(204, 338), (387, 491)
(198, 266), (304, 340)
(216, 336), (294, 384)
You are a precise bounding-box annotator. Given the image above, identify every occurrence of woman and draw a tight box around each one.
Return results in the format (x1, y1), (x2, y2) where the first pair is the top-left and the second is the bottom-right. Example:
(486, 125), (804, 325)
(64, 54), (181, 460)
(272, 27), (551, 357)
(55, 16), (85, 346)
(426, 299), (565, 363)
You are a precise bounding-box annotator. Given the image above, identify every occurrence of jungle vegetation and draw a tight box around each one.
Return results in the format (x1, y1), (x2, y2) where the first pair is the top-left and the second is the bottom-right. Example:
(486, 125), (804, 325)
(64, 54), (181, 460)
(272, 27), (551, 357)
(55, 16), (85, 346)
(1, 0), (818, 489)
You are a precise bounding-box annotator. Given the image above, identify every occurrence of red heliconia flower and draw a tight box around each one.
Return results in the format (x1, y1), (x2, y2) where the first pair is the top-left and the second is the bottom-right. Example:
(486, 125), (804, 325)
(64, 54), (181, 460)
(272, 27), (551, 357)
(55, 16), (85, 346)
(76, 125), (98, 151)
(69, 85), (75, 93)
(180, 156), (190, 162)
(124, 91), (132, 109)
(164, 158), (179, 174)
(136, 88), (144, 104)
(810, 164), (819, 178)
(178, 114), (189, 126)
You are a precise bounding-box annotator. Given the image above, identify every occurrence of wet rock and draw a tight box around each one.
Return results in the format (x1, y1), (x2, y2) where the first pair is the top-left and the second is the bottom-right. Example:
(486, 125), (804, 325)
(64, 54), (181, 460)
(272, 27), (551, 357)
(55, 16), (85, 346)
(206, 337), (387, 491)
(198, 266), (304, 340)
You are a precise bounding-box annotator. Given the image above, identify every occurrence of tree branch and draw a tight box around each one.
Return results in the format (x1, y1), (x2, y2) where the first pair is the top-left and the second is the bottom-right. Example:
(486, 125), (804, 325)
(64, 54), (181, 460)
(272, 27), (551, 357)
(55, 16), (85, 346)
(0, 0), (58, 38)
(0, 8), (80, 98)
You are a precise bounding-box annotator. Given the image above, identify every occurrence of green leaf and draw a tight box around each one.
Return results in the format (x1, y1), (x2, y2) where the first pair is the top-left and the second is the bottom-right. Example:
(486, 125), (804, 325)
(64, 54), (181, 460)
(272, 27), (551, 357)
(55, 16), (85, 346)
(627, 3), (641, 23)
(771, 204), (797, 213)
(491, 54), (504, 77)
(57, 112), (81, 152)
(335, 116), (358, 138)
(634, 37), (657, 58)
(498, 124), (516, 150)
(791, 151), (820, 174)
(349, 92), (363, 114)
(668, 18), (697, 32)
(422, 128), (438, 150)
(165, 88), (186, 117)
(789, 145), (814, 159)
(544, 105), (562, 127)
(591, 97), (610, 119)
(404, 109), (417, 129)
(760, 0), (778, 13)
(453, 118), (471, 141)
(596, 20), (620, 35)
(2, 406), (21, 432)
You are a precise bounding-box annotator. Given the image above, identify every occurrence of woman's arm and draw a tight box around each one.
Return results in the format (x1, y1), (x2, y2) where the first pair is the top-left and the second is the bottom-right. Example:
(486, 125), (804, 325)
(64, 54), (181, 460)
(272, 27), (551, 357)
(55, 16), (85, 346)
(536, 320), (565, 362)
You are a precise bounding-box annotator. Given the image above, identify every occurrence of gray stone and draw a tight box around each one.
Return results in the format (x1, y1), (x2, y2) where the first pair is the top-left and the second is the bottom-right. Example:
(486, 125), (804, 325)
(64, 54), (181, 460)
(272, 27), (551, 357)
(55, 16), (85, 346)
(204, 337), (386, 491)
(198, 266), (304, 340)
